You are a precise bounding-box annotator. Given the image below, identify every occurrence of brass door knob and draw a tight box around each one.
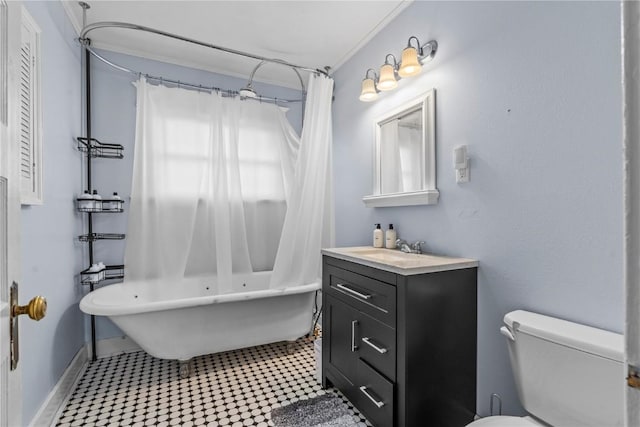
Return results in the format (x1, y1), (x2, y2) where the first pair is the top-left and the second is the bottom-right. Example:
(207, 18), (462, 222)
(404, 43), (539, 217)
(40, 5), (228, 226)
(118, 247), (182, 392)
(12, 296), (47, 321)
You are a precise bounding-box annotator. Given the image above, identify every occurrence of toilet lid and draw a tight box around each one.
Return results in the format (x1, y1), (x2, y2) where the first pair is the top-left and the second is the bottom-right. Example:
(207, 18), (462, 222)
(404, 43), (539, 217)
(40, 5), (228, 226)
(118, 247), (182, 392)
(466, 416), (544, 427)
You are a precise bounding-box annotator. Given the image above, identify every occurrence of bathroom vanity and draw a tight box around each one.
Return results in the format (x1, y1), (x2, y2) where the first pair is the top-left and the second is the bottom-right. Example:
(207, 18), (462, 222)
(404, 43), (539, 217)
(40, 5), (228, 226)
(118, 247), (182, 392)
(321, 247), (478, 427)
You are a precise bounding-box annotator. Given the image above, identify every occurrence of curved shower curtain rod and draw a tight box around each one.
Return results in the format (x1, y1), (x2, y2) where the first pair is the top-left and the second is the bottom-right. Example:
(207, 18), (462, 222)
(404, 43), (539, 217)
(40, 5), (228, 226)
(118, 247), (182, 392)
(85, 46), (303, 104)
(78, 20), (333, 104)
(80, 21), (329, 77)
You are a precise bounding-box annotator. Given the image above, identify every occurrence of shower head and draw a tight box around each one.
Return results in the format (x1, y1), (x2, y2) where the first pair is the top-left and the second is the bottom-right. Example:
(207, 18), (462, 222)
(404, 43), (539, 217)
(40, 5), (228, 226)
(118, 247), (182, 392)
(239, 85), (258, 98)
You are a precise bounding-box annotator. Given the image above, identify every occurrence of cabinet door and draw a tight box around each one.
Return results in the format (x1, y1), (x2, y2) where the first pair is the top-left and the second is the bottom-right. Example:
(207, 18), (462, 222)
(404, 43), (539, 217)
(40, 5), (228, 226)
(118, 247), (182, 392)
(326, 295), (359, 380)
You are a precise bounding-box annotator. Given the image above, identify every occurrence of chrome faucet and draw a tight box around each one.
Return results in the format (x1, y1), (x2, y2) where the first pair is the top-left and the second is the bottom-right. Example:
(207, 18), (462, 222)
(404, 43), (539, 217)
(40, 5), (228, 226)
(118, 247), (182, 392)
(396, 239), (425, 254)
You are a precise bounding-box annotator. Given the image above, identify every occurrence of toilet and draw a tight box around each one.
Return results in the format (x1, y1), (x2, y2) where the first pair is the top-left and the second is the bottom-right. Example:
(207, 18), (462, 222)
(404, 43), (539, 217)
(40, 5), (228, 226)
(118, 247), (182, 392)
(468, 310), (624, 427)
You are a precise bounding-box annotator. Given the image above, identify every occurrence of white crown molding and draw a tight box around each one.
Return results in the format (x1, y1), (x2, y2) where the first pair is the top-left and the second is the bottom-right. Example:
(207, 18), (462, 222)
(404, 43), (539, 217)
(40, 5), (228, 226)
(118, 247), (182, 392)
(60, 1), (81, 36)
(60, 0), (411, 85)
(331, 0), (414, 72)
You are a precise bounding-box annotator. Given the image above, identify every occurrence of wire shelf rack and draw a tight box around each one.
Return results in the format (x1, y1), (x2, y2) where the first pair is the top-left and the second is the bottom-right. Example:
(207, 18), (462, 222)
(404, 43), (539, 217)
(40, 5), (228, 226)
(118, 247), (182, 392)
(76, 137), (124, 159)
(80, 264), (124, 285)
(78, 233), (126, 242)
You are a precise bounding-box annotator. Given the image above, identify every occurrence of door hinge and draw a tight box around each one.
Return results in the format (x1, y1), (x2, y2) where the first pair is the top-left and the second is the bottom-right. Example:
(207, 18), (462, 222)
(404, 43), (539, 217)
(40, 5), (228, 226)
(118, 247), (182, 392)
(627, 365), (640, 389)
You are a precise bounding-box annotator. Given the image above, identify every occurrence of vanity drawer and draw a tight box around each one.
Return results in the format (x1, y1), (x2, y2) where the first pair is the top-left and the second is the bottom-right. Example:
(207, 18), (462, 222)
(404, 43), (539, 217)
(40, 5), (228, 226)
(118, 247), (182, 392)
(356, 358), (394, 427)
(325, 265), (396, 327)
(358, 311), (396, 381)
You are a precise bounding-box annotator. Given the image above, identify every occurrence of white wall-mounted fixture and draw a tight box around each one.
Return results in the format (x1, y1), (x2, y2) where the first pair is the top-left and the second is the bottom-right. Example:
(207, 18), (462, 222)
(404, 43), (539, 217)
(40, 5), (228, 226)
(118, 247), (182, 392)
(359, 36), (438, 102)
(453, 145), (469, 183)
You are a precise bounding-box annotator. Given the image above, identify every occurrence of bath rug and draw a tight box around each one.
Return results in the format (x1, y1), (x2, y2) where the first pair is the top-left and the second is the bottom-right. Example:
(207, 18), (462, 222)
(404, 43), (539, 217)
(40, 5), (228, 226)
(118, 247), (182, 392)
(270, 394), (361, 427)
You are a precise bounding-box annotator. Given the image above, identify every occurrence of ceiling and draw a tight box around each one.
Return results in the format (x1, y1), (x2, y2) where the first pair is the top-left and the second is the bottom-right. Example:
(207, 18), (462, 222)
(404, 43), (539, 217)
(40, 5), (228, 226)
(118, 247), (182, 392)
(62, 1), (412, 89)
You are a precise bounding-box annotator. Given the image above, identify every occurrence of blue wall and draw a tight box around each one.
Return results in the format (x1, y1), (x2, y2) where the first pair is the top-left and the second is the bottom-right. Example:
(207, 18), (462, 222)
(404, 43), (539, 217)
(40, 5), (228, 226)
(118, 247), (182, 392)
(331, 1), (622, 416)
(20, 1), (84, 423)
(87, 50), (304, 341)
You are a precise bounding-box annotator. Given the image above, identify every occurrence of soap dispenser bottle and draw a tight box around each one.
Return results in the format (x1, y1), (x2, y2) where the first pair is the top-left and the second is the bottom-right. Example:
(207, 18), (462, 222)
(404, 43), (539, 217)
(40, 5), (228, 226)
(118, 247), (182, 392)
(373, 224), (383, 248)
(385, 224), (397, 249)
(92, 189), (102, 210)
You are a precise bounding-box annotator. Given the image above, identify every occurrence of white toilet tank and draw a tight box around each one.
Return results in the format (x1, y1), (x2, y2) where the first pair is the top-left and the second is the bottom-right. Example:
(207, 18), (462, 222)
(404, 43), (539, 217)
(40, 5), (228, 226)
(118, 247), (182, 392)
(502, 310), (624, 427)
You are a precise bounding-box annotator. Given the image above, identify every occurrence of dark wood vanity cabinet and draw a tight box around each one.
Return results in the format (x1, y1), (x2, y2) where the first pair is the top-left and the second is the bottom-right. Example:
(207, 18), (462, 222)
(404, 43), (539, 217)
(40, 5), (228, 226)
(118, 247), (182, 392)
(322, 255), (477, 427)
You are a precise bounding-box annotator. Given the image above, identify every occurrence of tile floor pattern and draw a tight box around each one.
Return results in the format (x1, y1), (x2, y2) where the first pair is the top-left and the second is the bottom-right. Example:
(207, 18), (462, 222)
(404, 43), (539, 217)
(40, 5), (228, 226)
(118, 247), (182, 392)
(56, 340), (371, 427)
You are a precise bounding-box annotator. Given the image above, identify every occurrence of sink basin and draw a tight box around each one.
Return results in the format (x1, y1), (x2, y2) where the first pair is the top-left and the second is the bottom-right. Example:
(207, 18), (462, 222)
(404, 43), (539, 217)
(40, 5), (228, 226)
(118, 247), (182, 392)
(343, 247), (428, 267)
(322, 246), (479, 274)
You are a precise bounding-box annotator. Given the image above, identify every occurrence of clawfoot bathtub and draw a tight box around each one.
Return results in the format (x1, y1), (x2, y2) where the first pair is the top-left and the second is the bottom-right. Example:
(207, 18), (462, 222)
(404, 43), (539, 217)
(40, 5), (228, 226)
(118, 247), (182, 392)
(80, 271), (319, 375)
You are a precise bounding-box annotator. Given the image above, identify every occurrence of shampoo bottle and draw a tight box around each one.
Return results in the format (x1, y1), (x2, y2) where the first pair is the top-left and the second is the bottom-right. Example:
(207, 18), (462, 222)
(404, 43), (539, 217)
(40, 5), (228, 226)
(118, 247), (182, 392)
(77, 190), (93, 211)
(92, 189), (102, 210)
(373, 224), (383, 248)
(385, 224), (397, 249)
(111, 192), (122, 211)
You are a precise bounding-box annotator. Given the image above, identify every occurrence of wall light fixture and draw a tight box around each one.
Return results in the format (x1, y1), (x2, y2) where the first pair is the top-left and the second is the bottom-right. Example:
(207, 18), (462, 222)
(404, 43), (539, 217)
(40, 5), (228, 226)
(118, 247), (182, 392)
(378, 54), (399, 91)
(359, 69), (379, 102)
(359, 36), (438, 102)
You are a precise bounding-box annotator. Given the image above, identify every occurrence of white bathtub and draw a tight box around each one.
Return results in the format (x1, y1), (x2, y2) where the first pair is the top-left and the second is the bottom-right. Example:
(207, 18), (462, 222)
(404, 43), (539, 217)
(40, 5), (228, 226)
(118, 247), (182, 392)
(79, 271), (320, 361)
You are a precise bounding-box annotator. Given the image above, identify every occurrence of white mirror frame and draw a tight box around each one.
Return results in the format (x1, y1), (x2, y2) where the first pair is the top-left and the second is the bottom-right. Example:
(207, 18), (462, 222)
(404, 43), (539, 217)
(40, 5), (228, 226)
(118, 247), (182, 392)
(363, 89), (438, 208)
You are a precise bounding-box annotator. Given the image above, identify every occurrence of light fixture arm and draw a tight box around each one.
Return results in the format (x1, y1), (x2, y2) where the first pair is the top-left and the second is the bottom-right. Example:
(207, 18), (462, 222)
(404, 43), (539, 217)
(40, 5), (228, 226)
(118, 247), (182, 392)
(364, 68), (378, 82)
(384, 54), (399, 68)
(407, 36), (421, 50)
(406, 36), (438, 62)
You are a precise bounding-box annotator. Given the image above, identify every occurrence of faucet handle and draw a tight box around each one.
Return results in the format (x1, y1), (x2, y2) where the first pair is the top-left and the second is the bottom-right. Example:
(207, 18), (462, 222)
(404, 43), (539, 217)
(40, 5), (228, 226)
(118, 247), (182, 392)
(396, 238), (407, 247)
(411, 241), (425, 252)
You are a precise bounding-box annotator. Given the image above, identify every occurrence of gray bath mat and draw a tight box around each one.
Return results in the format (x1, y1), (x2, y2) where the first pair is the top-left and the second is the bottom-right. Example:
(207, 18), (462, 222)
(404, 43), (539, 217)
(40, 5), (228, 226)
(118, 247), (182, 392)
(270, 394), (360, 427)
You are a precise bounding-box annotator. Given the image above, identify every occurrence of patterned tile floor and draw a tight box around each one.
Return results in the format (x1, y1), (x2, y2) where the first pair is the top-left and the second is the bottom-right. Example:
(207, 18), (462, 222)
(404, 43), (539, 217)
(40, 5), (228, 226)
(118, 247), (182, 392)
(55, 339), (371, 427)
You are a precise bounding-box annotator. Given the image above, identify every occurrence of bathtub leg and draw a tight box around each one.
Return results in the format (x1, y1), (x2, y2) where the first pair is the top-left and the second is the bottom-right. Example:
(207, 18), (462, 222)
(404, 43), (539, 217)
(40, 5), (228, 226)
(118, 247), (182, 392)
(286, 340), (296, 355)
(179, 359), (193, 379)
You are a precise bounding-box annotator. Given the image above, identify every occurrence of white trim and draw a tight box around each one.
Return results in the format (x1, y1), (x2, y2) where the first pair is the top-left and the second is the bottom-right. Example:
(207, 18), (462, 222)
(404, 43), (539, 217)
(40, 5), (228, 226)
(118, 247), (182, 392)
(19, 6), (42, 205)
(92, 335), (141, 359)
(362, 189), (439, 208)
(364, 90), (438, 208)
(28, 347), (87, 427)
(27, 337), (143, 426)
(59, 1), (412, 87)
(623, 1), (640, 424)
(331, 0), (414, 72)
(60, 1), (81, 36)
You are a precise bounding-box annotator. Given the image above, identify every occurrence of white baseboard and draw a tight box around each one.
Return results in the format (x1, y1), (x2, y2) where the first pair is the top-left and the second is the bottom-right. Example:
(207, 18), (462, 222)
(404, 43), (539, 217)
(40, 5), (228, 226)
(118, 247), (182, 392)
(92, 335), (141, 359)
(29, 347), (87, 427)
(28, 337), (142, 427)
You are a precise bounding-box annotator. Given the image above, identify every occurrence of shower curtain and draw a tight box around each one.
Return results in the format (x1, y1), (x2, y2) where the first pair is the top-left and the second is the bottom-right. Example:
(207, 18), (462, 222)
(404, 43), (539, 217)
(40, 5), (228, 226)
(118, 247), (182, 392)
(125, 74), (333, 292)
(270, 75), (335, 288)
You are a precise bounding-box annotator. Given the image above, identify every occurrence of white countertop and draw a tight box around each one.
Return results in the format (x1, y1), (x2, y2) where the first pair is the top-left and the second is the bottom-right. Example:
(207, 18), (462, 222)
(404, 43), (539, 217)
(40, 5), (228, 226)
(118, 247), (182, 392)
(322, 246), (478, 275)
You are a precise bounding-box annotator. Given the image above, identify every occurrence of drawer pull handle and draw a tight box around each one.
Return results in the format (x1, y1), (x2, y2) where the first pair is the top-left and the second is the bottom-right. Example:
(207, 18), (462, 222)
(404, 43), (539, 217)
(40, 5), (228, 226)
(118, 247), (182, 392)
(362, 337), (388, 354)
(359, 386), (385, 408)
(351, 320), (359, 352)
(336, 284), (372, 300)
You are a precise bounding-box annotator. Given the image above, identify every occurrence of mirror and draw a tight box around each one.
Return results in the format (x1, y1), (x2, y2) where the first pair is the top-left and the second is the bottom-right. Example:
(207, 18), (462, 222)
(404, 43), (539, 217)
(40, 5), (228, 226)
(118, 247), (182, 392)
(363, 89), (438, 207)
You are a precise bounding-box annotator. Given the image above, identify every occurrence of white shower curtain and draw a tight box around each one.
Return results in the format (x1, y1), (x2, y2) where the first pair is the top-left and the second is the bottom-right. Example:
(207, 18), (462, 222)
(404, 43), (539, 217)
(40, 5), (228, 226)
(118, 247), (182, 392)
(125, 77), (299, 293)
(270, 74), (335, 288)
(125, 74), (334, 292)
